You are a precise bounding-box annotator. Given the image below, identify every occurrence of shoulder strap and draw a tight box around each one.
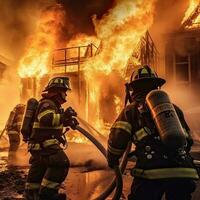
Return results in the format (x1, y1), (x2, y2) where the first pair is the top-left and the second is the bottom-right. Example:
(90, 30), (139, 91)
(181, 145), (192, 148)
(124, 102), (139, 134)
(137, 102), (156, 134)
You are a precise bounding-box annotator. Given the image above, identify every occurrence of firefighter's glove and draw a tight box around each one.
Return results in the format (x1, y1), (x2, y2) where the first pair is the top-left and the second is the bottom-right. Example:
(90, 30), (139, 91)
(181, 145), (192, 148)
(107, 151), (119, 169)
(64, 107), (77, 119)
(63, 117), (79, 130)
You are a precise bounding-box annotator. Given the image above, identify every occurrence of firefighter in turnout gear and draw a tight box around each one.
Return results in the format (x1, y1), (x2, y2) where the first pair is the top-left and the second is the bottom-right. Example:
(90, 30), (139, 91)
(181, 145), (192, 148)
(107, 65), (199, 200)
(24, 77), (78, 200)
(6, 104), (25, 162)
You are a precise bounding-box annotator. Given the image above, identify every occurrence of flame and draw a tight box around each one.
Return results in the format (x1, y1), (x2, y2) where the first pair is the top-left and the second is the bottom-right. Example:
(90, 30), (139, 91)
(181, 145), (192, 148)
(67, 33), (100, 48)
(18, 4), (65, 78)
(114, 95), (123, 115)
(182, 0), (200, 28)
(83, 0), (156, 130)
(67, 132), (89, 144)
(65, 33), (100, 60)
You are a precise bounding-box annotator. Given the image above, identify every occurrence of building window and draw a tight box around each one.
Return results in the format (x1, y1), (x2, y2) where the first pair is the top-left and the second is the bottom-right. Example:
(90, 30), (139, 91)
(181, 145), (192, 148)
(174, 54), (191, 84)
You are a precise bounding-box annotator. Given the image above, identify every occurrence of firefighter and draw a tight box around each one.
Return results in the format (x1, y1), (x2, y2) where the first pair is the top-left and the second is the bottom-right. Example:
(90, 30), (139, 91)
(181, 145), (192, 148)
(107, 65), (199, 200)
(6, 104), (25, 162)
(24, 77), (78, 200)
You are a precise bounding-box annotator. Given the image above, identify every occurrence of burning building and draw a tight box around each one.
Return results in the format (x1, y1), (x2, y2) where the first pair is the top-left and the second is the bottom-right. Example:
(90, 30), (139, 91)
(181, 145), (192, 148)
(18, 0), (159, 133)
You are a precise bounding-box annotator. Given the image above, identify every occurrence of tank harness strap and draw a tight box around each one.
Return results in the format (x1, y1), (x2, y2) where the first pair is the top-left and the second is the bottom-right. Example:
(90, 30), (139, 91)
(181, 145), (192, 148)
(131, 168), (199, 179)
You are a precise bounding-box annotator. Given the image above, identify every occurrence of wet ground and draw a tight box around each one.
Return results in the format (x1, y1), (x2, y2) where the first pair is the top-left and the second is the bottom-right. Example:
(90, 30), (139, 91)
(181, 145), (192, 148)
(0, 140), (200, 200)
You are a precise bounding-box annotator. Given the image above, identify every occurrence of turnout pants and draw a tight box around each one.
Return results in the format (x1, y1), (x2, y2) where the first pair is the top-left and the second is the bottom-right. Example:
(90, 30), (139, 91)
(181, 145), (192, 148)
(25, 150), (69, 200)
(7, 132), (20, 163)
(8, 132), (20, 152)
(128, 178), (196, 200)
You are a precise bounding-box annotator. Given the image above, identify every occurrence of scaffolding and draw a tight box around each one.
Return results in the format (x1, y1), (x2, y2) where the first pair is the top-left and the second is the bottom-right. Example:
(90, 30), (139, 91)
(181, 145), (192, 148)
(52, 43), (98, 103)
(181, 4), (200, 30)
(125, 31), (159, 77)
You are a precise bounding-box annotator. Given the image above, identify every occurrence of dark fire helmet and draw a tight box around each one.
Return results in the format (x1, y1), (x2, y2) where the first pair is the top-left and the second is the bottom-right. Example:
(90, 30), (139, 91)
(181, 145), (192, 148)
(43, 77), (71, 92)
(128, 65), (166, 90)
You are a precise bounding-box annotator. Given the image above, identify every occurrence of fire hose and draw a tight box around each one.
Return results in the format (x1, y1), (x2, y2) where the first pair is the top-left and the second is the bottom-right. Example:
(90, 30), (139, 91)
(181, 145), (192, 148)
(0, 128), (8, 142)
(75, 125), (132, 200)
(95, 141), (132, 200)
(0, 128), (6, 140)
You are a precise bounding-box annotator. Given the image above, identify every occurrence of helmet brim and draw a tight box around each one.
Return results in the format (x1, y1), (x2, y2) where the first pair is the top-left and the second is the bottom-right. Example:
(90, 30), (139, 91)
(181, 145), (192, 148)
(42, 87), (71, 92)
(129, 77), (166, 90)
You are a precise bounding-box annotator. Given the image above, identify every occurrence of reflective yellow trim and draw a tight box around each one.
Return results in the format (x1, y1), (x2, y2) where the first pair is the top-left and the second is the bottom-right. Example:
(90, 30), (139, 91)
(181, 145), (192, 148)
(38, 110), (55, 121)
(108, 144), (125, 156)
(28, 143), (41, 151)
(33, 122), (63, 129)
(25, 182), (40, 190)
(132, 168), (199, 179)
(54, 78), (63, 84)
(7, 131), (19, 135)
(141, 68), (149, 74)
(43, 139), (59, 148)
(41, 178), (60, 189)
(12, 122), (22, 126)
(135, 127), (149, 141)
(111, 121), (132, 134)
(52, 114), (60, 126)
(16, 122), (22, 126)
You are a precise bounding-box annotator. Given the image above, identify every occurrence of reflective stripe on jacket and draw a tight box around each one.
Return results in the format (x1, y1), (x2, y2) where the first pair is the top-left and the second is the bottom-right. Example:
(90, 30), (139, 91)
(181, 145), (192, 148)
(131, 167), (199, 179)
(31, 99), (63, 144)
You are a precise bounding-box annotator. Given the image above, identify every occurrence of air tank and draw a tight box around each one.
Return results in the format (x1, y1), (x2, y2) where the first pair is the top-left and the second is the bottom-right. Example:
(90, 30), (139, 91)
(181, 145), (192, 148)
(146, 89), (186, 150)
(21, 98), (38, 141)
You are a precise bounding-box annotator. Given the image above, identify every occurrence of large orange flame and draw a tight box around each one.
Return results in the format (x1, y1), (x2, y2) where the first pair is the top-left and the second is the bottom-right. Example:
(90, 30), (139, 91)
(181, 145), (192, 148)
(17, 1), (157, 142)
(18, 4), (65, 78)
(182, 0), (200, 28)
(82, 0), (156, 130)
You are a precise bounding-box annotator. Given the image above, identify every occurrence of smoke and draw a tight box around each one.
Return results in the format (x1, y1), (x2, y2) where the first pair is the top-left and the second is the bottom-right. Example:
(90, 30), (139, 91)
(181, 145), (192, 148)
(150, 0), (189, 75)
(57, 0), (115, 37)
(0, 1), (60, 128)
(0, 0), (191, 61)
(0, 66), (20, 129)
(0, 0), (56, 60)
